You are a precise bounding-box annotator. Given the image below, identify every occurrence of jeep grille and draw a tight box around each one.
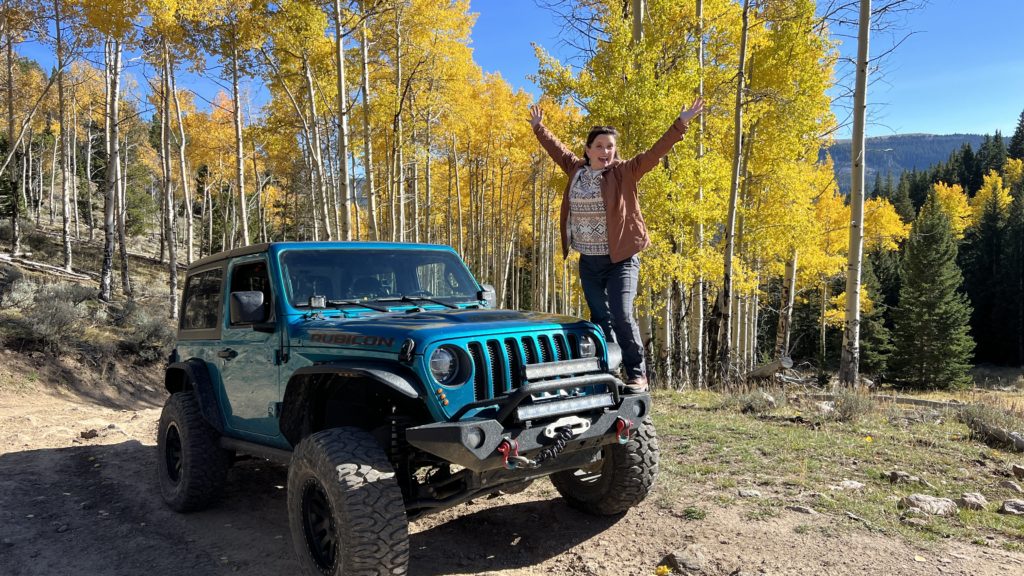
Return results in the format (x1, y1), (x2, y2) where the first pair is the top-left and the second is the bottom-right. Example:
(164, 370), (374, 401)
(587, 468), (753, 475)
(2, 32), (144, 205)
(467, 333), (581, 400)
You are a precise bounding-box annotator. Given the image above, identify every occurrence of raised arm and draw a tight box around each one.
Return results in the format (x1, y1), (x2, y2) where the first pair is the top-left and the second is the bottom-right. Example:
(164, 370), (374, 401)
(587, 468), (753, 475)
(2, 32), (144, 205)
(625, 96), (705, 180)
(530, 104), (581, 176)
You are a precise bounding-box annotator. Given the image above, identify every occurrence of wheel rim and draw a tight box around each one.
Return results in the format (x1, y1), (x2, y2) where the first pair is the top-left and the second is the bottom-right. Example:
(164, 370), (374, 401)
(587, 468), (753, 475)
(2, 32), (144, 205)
(164, 422), (183, 483)
(301, 479), (338, 571)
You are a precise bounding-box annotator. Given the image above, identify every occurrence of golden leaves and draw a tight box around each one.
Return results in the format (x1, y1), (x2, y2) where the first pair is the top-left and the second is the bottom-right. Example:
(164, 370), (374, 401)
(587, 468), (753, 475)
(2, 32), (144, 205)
(932, 182), (970, 239)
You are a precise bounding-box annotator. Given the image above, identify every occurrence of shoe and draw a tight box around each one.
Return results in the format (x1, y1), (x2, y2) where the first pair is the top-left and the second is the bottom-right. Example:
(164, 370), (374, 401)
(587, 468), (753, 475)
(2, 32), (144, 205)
(624, 376), (648, 394)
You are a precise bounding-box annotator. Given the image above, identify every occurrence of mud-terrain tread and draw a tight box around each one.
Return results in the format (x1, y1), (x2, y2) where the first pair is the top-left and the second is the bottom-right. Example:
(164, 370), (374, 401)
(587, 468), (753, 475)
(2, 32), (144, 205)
(157, 391), (231, 512)
(287, 427), (409, 576)
(550, 416), (659, 515)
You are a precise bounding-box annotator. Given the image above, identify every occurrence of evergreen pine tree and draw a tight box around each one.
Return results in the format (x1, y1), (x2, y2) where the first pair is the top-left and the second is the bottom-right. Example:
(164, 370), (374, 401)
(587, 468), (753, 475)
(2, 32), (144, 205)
(907, 169), (933, 210)
(1008, 109), (1024, 161)
(990, 130), (1008, 174)
(890, 174), (915, 222)
(996, 194), (1024, 365)
(890, 193), (975, 389)
(871, 171), (883, 199)
(869, 245), (902, 310)
(960, 187), (1006, 363)
(958, 143), (979, 193)
(939, 146), (962, 185)
(860, 254), (893, 379)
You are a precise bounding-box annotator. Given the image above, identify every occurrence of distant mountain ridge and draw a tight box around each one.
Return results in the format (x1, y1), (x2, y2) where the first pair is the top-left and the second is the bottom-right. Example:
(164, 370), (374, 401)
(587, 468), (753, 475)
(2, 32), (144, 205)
(823, 133), (987, 194)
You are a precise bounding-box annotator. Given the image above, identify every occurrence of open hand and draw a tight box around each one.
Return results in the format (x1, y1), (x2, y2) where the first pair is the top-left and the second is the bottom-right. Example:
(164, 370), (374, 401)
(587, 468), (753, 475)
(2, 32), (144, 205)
(529, 104), (543, 128)
(679, 96), (705, 125)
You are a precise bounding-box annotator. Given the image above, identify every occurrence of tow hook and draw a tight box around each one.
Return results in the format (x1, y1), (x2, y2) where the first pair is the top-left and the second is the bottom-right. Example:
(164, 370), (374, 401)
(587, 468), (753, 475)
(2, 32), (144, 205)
(615, 417), (633, 444)
(497, 438), (536, 470)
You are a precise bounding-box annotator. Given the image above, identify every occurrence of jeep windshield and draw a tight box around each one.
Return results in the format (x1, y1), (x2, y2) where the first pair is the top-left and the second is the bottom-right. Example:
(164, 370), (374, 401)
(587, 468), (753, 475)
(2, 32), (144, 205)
(280, 248), (480, 309)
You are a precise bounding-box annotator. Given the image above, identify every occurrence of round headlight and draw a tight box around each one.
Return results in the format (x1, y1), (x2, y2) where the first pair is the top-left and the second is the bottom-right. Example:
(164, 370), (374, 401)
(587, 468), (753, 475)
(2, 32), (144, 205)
(429, 346), (458, 384)
(578, 334), (597, 358)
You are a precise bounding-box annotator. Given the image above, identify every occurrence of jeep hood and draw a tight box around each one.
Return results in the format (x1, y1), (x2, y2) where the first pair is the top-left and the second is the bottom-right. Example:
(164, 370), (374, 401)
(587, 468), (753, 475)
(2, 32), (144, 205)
(290, 309), (594, 352)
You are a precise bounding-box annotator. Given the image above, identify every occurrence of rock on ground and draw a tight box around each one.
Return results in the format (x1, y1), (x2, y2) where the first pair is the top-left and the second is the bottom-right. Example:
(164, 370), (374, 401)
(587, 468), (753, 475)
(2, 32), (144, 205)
(999, 500), (1024, 516)
(999, 480), (1024, 494)
(661, 545), (707, 574)
(898, 494), (958, 516)
(831, 480), (865, 491)
(955, 493), (988, 511)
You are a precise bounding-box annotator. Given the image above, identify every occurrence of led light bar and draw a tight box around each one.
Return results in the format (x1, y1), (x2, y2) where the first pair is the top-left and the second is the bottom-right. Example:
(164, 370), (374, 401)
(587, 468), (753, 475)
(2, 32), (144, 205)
(514, 393), (615, 422)
(522, 357), (602, 380)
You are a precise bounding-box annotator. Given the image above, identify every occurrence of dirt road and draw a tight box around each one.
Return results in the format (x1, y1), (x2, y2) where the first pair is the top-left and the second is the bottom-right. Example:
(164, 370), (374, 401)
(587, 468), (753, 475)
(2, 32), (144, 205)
(2, 382), (1023, 576)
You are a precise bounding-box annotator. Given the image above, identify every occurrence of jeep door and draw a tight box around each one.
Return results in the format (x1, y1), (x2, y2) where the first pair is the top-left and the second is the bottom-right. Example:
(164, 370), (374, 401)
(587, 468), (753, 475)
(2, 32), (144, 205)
(218, 256), (281, 439)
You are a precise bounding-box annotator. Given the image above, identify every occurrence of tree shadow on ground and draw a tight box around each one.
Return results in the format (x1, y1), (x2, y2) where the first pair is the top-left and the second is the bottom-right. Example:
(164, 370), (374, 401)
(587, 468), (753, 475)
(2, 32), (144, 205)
(0, 440), (293, 576)
(409, 497), (623, 576)
(0, 439), (617, 576)
(0, 348), (166, 411)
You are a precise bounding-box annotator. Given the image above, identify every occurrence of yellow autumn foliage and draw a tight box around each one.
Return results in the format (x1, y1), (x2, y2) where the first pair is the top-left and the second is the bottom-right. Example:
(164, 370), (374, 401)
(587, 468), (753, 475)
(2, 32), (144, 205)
(932, 181), (971, 239)
(970, 171), (1013, 227)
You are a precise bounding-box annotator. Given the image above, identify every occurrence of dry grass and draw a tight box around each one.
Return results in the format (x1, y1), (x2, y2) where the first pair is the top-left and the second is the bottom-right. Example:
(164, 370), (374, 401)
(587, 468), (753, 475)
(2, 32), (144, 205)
(653, 389), (1024, 551)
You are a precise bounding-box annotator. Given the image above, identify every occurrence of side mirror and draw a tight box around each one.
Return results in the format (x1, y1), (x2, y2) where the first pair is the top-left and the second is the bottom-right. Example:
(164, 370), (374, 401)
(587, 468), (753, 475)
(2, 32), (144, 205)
(230, 291), (269, 325)
(477, 283), (497, 308)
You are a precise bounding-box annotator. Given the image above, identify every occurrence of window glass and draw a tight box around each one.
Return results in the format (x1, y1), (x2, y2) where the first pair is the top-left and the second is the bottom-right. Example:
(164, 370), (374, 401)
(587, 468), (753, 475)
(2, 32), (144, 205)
(229, 260), (273, 325)
(415, 262), (467, 297)
(181, 269), (222, 330)
(280, 249), (477, 307)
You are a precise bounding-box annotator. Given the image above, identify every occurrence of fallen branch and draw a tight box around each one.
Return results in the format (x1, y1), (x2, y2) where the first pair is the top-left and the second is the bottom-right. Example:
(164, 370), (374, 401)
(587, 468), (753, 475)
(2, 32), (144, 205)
(0, 253), (92, 282)
(746, 356), (794, 379)
(969, 421), (1024, 452)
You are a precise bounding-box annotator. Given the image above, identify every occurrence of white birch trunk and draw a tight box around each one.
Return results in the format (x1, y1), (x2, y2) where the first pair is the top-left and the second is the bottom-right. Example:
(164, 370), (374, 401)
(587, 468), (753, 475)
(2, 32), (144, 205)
(231, 43), (248, 246)
(360, 8), (378, 240)
(839, 0), (871, 387)
(717, 0), (750, 384)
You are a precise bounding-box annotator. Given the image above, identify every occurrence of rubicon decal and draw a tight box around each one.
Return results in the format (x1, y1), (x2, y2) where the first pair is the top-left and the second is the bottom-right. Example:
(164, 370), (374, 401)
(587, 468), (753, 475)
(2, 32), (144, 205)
(309, 332), (396, 347)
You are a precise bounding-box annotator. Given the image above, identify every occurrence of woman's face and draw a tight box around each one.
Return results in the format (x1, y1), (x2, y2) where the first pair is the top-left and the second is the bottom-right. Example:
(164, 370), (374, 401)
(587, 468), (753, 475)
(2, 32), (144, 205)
(586, 134), (616, 169)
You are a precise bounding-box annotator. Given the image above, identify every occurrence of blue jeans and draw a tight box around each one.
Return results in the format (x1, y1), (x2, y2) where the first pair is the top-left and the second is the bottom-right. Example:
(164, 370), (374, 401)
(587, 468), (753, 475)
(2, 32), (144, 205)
(578, 254), (646, 380)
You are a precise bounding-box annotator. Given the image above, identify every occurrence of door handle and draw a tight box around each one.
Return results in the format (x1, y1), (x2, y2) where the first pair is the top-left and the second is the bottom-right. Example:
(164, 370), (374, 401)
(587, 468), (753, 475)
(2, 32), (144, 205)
(218, 348), (238, 360)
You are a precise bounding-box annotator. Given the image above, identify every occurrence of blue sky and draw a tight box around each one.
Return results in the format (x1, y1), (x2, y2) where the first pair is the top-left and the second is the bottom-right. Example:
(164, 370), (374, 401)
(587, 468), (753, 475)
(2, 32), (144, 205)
(469, 0), (1024, 138)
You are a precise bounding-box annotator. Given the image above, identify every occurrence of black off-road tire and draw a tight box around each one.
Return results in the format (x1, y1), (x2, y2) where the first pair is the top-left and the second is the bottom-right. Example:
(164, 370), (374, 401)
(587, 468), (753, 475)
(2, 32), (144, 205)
(157, 391), (232, 512)
(287, 427), (409, 576)
(550, 416), (659, 515)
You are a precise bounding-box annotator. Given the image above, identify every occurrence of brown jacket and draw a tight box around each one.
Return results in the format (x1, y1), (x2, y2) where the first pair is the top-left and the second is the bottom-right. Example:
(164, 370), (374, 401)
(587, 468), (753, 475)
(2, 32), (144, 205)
(532, 117), (690, 263)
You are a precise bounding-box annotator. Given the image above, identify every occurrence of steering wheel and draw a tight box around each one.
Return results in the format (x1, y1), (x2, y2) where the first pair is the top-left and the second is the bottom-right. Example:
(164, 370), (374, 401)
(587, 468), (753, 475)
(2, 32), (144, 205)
(405, 290), (434, 298)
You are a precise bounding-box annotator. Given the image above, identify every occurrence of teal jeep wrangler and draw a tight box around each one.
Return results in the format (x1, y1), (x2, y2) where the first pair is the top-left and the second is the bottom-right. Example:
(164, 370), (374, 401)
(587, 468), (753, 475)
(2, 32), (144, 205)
(157, 241), (658, 575)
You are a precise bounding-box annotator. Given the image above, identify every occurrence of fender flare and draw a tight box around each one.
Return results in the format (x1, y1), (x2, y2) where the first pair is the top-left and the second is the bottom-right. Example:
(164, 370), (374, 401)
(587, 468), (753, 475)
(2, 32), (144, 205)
(279, 361), (423, 446)
(165, 358), (225, 434)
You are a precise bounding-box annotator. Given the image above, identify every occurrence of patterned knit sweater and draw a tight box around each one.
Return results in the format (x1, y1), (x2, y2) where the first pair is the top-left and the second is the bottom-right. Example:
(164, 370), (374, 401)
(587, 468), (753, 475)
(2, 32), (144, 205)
(568, 167), (609, 255)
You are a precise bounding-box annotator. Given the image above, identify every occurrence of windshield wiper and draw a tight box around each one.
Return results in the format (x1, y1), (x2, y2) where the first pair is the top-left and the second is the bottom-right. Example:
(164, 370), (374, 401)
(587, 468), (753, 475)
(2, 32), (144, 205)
(379, 295), (460, 309)
(326, 299), (391, 312)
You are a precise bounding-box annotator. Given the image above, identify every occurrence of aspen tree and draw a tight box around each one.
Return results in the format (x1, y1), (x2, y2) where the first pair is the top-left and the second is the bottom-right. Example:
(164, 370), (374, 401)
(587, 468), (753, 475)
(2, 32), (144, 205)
(839, 0), (871, 387)
(718, 0), (750, 384)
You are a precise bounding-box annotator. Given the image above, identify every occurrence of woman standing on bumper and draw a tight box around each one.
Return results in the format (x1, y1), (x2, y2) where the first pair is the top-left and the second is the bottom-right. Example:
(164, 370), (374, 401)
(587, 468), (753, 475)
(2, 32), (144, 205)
(529, 98), (704, 392)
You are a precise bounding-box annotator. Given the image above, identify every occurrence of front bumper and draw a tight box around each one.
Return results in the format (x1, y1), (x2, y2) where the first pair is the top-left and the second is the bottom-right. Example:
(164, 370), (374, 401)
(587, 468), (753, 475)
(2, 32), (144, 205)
(405, 358), (651, 473)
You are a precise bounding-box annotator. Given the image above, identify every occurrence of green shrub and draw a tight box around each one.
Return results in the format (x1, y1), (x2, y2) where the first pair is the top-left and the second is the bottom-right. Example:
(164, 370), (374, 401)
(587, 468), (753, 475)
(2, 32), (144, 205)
(723, 389), (785, 415)
(24, 297), (86, 352)
(831, 389), (875, 423)
(0, 274), (35, 310)
(4, 280), (99, 353)
(119, 305), (175, 364)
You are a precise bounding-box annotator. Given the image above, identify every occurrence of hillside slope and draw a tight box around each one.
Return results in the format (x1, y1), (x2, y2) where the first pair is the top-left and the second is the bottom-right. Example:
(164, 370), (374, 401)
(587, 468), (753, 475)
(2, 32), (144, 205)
(825, 133), (987, 193)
